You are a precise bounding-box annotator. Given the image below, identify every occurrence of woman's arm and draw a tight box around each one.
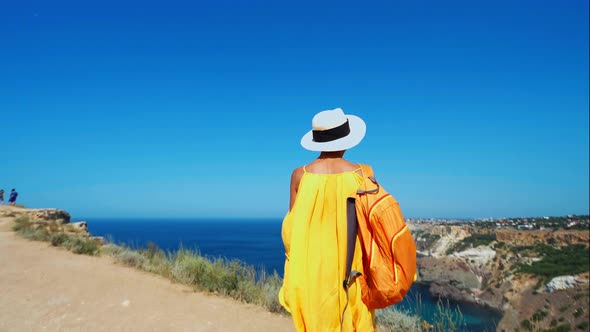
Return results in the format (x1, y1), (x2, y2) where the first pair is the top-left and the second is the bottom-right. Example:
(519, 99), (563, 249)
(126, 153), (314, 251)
(289, 167), (304, 211)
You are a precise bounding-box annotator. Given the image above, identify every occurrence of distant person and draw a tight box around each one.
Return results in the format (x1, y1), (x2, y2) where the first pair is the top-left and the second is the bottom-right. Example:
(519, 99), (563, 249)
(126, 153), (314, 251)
(8, 189), (18, 206)
(279, 108), (374, 331)
(0, 189), (4, 205)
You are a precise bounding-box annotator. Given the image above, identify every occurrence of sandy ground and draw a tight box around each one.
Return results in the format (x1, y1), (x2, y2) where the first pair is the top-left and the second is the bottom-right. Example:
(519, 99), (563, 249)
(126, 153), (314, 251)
(0, 211), (293, 332)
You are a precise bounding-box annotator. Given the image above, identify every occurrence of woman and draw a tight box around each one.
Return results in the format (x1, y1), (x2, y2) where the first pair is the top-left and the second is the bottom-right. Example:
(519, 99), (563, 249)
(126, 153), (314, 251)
(279, 108), (375, 331)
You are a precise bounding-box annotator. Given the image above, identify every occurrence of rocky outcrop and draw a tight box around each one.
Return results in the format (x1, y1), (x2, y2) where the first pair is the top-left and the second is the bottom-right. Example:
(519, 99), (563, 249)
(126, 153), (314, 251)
(15, 208), (89, 237)
(427, 282), (481, 305)
(418, 256), (481, 289)
(495, 229), (589, 246)
(426, 226), (473, 257)
(545, 275), (588, 292)
(39, 220), (90, 237)
(6, 206), (105, 245)
(414, 223), (590, 331)
(66, 221), (88, 234)
(452, 246), (496, 269)
(22, 208), (71, 223)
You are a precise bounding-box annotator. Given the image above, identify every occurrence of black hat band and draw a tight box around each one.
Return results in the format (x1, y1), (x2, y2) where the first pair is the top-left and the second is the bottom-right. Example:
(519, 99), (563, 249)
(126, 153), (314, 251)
(312, 120), (350, 143)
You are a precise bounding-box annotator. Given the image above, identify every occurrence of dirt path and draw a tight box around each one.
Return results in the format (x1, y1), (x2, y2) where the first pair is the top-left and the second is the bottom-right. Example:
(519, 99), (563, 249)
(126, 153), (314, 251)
(0, 215), (293, 332)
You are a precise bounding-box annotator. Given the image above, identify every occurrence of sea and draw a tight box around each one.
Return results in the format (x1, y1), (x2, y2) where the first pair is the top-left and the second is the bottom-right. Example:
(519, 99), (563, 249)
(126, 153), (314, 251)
(86, 218), (501, 331)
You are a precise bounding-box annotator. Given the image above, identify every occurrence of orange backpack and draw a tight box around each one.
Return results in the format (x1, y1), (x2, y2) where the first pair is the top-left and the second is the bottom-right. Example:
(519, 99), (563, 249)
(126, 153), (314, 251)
(344, 164), (417, 309)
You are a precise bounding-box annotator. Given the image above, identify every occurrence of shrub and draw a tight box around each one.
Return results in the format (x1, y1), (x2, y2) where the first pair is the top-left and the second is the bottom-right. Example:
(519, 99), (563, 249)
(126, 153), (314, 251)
(532, 309), (548, 322)
(115, 249), (148, 268)
(446, 233), (497, 254)
(12, 215), (32, 232)
(495, 241), (506, 249)
(544, 323), (572, 332)
(577, 321), (589, 331)
(518, 245), (589, 281)
(376, 306), (421, 331)
(521, 319), (533, 331)
(12, 213), (100, 256)
(68, 237), (100, 255)
(260, 272), (283, 313)
(101, 243), (125, 256)
(431, 299), (465, 331)
(171, 250), (212, 285)
(28, 229), (51, 241)
(50, 233), (69, 247)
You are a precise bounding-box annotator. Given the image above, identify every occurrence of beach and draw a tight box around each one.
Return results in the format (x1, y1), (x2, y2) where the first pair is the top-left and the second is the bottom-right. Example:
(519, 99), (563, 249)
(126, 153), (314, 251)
(0, 209), (293, 332)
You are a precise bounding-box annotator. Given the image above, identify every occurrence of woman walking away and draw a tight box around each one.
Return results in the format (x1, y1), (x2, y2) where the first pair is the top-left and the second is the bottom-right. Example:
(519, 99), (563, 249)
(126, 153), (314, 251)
(279, 108), (375, 331)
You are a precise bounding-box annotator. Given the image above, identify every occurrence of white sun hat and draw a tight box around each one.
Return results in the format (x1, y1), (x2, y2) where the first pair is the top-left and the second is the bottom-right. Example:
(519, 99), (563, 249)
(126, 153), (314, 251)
(300, 108), (366, 152)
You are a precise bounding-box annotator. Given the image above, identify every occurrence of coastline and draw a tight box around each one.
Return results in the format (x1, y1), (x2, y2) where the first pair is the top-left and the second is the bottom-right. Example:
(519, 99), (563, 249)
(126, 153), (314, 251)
(85, 215), (505, 330)
(0, 206), (294, 331)
(413, 281), (504, 314)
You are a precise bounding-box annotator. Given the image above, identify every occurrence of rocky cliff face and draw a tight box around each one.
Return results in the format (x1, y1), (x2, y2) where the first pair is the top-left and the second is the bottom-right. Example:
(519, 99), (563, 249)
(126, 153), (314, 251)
(417, 225), (474, 257)
(21, 208), (71, 224)
(496, 229), (589, 246)
(414, 224), (590, 331)
(418, 256), (481, 289)
(1, 206), (98, 240)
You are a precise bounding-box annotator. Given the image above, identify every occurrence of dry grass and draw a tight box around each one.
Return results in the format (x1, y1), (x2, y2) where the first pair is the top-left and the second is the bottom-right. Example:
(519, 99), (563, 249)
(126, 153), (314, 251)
(12, 213), (421, 327)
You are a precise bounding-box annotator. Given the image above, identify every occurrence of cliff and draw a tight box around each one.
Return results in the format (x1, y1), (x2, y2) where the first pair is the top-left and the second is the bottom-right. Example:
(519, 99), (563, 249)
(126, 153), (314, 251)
(415, 224), (590, 331)
(495, 229), (589, 247)
(0, 205), (293, 331)
(0, 206), (101, 243)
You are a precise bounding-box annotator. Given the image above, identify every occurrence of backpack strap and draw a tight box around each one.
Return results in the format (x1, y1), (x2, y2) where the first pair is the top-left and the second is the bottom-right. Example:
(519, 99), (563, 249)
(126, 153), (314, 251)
(341, 197), (362, 331)
(344, 163), (379, 290)
(344, 197), (362, 290)
(344, 164), (377, 290)
(343, 165), (376, 289)
(357, 164), (379, 195)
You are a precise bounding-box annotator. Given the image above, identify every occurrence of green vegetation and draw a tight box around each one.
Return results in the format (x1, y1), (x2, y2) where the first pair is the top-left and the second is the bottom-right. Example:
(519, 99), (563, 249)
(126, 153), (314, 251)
(532, 310), (548, 322)
(421, 233), (441, 243)
(430, 299), (465, 332)
(543, 323), (572, 332)
(517, 245), (589, 280)
(576, 321), (589, 330)
(446, 233), (497, 254)
(521, 319), (533, 331)
(375, 307), (421, 331)
(12, 215), (32, 232)
(414, 231), (442, 251)
(50, 232), (70, 247)
(13, 216), (100, 256)
(69, 237), (100, 255)
(494, 241), (506, 249)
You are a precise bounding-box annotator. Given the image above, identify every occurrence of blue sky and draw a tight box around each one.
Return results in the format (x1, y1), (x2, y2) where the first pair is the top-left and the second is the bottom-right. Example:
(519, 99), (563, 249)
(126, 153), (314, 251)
(1, 0), (588, 219)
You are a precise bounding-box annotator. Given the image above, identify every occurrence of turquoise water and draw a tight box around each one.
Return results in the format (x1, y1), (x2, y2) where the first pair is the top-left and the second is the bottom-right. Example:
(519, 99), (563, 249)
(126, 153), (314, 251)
(87, 218), (501, 331)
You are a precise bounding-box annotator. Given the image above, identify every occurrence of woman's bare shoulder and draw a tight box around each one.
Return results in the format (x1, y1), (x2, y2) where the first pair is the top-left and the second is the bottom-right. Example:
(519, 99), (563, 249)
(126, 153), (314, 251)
(291, 166), (304, 183)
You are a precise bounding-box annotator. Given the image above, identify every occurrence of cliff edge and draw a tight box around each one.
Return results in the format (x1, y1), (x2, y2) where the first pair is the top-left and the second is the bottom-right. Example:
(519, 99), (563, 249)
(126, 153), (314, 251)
(0, 206), (293, 331)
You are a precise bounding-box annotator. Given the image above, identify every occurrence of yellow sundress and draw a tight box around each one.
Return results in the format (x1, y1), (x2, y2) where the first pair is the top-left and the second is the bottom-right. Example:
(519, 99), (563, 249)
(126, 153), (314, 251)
(279, 166), (375, 332)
